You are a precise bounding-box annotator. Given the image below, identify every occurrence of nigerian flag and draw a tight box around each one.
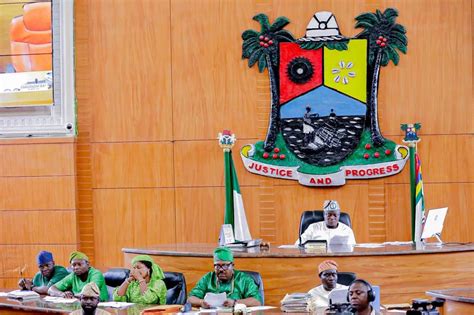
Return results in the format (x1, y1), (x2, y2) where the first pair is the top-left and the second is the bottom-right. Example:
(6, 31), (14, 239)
(224, 148), (252, 242)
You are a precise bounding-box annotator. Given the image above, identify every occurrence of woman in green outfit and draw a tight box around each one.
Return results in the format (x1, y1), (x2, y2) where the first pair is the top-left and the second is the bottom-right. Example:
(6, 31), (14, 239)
(113, 255), (167, 304)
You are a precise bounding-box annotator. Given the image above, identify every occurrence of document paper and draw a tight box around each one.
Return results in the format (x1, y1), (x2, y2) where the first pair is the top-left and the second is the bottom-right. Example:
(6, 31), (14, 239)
(204, 292), (227, 307)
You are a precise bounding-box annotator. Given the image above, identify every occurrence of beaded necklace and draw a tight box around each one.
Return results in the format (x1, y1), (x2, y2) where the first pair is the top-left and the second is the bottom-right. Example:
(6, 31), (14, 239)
(215, 272), (235, 295)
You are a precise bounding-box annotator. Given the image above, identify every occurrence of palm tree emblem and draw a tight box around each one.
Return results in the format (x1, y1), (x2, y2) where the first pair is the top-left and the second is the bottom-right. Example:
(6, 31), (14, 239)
(239, 10), (410, 186)
(355, 8), (408, 146)
(241, 14), (295, 151)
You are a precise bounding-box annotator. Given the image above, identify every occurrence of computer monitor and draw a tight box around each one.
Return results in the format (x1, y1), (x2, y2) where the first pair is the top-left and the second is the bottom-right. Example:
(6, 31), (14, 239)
(372, 286), (381, 312)
(421, 207), (448, 241)
(328, 288), (348, 304)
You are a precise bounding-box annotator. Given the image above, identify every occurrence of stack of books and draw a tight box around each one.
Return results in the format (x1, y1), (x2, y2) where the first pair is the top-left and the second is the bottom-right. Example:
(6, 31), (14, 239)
(7, 290), (40, 301)
(280, 293), (312, 312)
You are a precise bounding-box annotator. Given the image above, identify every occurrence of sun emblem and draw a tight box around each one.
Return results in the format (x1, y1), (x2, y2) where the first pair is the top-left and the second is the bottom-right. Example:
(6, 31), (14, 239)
(332, 61), (355, 85)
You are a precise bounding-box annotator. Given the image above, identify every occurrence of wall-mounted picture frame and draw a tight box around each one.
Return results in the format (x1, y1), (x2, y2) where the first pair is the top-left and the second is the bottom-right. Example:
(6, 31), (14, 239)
(0, 0), (75, 137)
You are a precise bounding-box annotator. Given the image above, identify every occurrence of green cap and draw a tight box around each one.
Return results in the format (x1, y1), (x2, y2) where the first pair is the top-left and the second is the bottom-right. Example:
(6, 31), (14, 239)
(69, 251), (89, 263)
(213, 247), (233, 263)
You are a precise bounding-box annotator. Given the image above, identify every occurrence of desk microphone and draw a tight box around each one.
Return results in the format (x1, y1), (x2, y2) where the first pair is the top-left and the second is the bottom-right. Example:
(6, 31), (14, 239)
(180, 302), (192, 313)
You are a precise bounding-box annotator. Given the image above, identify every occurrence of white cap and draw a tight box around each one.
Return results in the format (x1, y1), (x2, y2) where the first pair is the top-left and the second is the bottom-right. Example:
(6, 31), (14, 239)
(323, 200), (340, 212)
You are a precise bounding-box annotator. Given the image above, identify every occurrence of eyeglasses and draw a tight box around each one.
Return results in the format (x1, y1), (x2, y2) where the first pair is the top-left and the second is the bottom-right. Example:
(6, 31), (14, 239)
(214, 263), (233, 270)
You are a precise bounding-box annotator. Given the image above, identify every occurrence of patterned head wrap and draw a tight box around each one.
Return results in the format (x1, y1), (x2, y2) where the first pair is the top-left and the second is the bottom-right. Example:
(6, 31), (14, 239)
(131, 255), (165, 281)
(37, 251), (53, 265)
(213, 247), (234, 263)
(80, 282), (100, 297)
(318, 260), (338, 275)
(69, 251), (89, 263)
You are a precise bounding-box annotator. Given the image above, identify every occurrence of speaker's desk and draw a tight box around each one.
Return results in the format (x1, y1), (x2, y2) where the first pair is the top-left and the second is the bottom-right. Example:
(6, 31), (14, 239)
(123, 243), (474, 306)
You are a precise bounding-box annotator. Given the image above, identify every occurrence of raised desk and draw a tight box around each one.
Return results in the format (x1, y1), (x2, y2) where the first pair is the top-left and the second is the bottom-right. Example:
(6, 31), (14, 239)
(123, 243), (474, 306)
(427, 288), (474, 314)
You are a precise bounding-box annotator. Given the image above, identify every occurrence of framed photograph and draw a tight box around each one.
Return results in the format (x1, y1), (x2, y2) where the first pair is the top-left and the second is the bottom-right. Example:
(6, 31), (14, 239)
(0, 0), (75, 137)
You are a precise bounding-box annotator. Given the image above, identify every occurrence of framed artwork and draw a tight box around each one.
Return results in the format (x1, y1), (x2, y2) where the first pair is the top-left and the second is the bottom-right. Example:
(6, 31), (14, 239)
(0, 0), (75, 137)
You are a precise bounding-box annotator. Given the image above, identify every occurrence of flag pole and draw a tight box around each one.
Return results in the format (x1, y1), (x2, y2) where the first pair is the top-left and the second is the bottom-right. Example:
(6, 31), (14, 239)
(224, 150), (234, 226)
(218, 130), (253, 242)
(218, 130), (236, 228)
(409, 144), (416, 241)
(401, 123), (421, 242)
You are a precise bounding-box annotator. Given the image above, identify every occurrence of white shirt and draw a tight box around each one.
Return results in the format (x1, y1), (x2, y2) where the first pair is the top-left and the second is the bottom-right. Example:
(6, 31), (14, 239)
(308, 284), (348, 308)
(297, 221), (356, 245)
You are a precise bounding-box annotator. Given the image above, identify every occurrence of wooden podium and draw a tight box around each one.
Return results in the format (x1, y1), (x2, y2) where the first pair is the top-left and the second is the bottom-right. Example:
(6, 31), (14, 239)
(123, 243), (474, 306)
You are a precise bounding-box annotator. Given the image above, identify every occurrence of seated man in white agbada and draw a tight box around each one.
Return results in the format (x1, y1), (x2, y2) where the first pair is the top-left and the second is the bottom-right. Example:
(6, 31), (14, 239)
(296, 200), (356, 245)
(308, 260), (348, 308)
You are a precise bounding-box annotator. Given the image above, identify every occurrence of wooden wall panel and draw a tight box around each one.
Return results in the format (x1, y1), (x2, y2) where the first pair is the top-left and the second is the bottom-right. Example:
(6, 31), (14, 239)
(175, 187), (261, 243)
(174, 140), (260, 187)
(379, 0), (472, 135)
(385, 135), (474, 184)
(367, 180), (387, 243)
(93, 189), (176, 269)
(274, 184), (370, 244)
(75, 0), (97, 263)
(171, 0), (261, 140)
(0, 177), (75, 211)
(1, 245), (75, 278)
(385, 184), (420, 242)
(0, 211), (76, 244)
(88, 0), (173, 142)
(386, 183), (474, 243)
(92, 142), (175, 188)
(0, 249), (3, 272)
(0, 139), (78, 287)
(439, 184), (474, 242)
(0, 244), (77, 289)
(0, 143), (75, 177)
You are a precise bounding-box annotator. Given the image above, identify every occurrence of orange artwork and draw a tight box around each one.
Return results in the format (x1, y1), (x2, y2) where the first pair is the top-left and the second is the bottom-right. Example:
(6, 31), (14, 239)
(0, 1), (53, 107)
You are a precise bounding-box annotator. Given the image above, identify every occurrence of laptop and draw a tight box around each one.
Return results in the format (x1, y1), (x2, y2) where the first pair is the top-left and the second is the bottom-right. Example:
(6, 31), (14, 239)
(372, 286), (381, 312)
(421, 207), (448, 241)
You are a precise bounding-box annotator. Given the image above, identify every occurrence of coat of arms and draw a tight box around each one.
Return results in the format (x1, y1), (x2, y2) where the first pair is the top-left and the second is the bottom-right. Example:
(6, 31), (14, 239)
(240, 9), (409, 186)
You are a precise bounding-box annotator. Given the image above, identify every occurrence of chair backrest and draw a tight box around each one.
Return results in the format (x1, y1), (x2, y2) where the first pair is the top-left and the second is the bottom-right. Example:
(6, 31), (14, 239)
(163, 271), (187, 305)
(299, 210), (352, 239)
(240, 270), (264, 305)
(337, 272), (357, 286)
(103, 268), (187, 304)
(103, 268), (130, 301)
(104, 268), (130, 287)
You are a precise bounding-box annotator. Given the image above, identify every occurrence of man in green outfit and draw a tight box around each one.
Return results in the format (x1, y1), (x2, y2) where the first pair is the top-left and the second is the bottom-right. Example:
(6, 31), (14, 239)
(18, 251), (69, 295)
(48, 251), (109, 302)
(188, 247), (262, 308)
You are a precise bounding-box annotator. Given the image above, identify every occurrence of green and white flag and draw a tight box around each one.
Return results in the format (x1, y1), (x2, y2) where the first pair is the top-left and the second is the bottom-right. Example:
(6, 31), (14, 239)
(219, 130), (252, 242)
(224, 151), (252, 241)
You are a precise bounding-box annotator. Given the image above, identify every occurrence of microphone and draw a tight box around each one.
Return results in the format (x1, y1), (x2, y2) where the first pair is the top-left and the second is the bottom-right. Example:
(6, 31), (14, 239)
(180, 302), (192, 313)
